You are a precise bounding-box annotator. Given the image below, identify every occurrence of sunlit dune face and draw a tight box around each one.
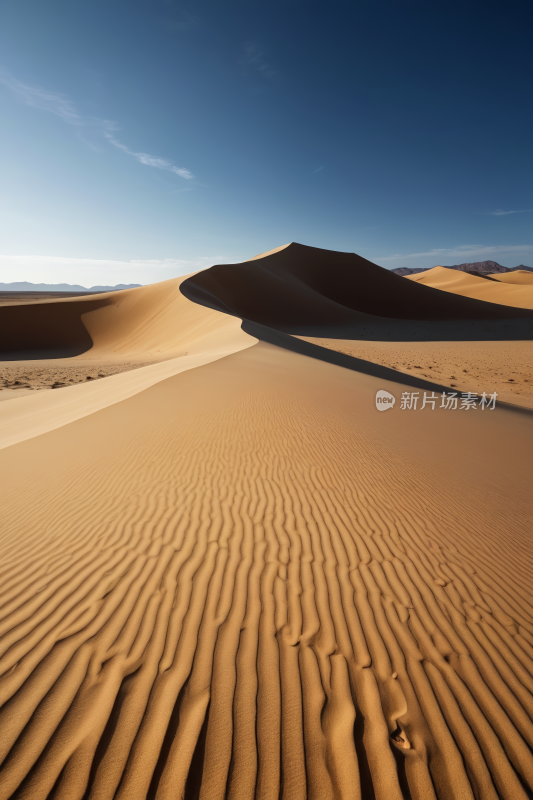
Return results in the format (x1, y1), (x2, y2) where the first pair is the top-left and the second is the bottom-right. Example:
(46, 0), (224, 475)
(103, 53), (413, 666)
(404, 266), (533, 310)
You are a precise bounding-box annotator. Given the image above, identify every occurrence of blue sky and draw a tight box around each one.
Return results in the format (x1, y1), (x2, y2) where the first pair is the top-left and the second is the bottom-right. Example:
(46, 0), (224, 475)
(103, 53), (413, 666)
(0, 0), (531, 286)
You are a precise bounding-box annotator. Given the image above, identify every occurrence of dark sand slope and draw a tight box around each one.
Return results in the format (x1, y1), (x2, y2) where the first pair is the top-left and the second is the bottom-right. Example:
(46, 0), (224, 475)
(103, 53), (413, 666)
(0, 297), (112, 360)
(1, 245), (533, 799)
(181, 242), (533, 341)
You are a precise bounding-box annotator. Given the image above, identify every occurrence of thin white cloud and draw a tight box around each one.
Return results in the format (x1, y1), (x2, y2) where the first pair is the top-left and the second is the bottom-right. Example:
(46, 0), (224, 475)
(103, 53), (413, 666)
(0, 69), (193, 180)
(0, 254), (226, 286)
(312, 166), (325, 174)
(0, 71), (82, 125)
(489, 209), (533, 216)
(378, 244), (533, 262)
(103, 131), (193, 179)
(242, 44), (276, 78)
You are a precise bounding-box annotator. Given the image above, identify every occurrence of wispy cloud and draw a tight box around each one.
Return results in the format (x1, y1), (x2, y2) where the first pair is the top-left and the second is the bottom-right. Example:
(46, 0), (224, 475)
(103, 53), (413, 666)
(0, 71), (83, 125)
(0, 69), (193, 180)
(242, 44), (276, 78)
(378, 244), (533, 263)
(103, 131), (193, 179)
(312, 166), (325, 174)
(489, 209), (533, 216)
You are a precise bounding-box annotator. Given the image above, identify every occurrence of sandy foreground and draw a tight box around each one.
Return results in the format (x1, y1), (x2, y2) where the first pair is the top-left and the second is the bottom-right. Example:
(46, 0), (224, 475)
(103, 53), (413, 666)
(1, 244), (533, 800)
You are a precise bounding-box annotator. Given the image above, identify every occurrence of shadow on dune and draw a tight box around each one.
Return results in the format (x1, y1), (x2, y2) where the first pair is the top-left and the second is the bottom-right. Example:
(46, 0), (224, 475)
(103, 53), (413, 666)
(181, 243), (533, 342)
(242, 320), (454, 393)
(0, 297), (111, 360)
(241, 321), (533, 417)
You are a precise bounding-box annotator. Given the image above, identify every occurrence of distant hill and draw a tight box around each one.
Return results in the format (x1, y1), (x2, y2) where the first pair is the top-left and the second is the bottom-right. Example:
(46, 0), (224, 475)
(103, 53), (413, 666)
(0, 281), (142, 292)
(392, 261), (533, 277)
(392, 267), (428, 277)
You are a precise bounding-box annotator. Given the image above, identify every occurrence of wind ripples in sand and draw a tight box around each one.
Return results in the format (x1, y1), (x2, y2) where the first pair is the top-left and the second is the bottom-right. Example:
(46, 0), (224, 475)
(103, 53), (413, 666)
(1, 342), (533, 800)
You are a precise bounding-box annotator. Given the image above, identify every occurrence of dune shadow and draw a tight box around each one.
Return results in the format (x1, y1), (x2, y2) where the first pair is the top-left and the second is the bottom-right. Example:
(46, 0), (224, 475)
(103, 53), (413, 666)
(241, 320), (533, 417)
(0, 297), (111, 361)
(180, 243), (533, 343)
(242, 320), (454, 393)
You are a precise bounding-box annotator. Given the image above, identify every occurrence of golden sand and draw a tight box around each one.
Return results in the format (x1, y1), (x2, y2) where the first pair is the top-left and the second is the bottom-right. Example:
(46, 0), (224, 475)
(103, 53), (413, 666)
(406, 266), (533, 309)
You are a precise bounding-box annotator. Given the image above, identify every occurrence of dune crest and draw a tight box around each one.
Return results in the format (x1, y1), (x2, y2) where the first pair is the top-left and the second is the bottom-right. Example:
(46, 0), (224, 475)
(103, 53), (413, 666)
(244, 243), (292, 261)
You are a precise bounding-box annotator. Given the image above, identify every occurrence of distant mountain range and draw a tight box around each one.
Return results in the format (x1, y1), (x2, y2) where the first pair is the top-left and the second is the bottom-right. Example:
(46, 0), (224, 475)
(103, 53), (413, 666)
(0, 281), (142, 292)
(392, 261), (533, 277)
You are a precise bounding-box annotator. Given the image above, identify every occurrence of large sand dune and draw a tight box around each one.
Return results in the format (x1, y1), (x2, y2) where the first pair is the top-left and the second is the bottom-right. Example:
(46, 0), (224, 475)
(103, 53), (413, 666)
(1, 245), (533, 799)
(182, 242), (533, 326)
(181, 243), (533, 343)
(406, 266), (533, 310)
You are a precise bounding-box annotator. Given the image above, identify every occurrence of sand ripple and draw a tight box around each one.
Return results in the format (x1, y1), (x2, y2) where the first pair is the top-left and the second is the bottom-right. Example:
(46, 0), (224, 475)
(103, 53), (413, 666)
(1, 342), (532, 799)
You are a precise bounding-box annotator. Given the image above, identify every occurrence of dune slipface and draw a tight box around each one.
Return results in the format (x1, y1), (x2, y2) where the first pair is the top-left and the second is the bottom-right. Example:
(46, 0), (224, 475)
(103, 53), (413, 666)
(1, 244), (533, 800)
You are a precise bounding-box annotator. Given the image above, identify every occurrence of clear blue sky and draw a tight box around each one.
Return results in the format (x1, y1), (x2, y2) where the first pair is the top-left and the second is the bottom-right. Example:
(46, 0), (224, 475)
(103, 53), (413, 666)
(0, 0), (531, 286)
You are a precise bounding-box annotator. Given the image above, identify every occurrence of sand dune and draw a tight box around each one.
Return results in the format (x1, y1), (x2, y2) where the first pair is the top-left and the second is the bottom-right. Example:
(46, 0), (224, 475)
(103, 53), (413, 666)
(0, 274), (251, 362)
(406, 266), (533, 310)
(182, 243), (533, 324)
(181, 242), (533, 343)
(245, 243), (291, 261)
(0, 273), (255, 447)
(1, 244), (533, 799)
(490, 270), (533, 286)
(0, 274), (255, 411)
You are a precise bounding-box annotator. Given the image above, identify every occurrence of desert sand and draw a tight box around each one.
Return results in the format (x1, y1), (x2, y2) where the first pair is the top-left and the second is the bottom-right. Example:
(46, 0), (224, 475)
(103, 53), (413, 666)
(1, 243), (533, 800)
(406, 266), (533, 309)
(490, 270), (533, 286)
(297, 338), (533, 408)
